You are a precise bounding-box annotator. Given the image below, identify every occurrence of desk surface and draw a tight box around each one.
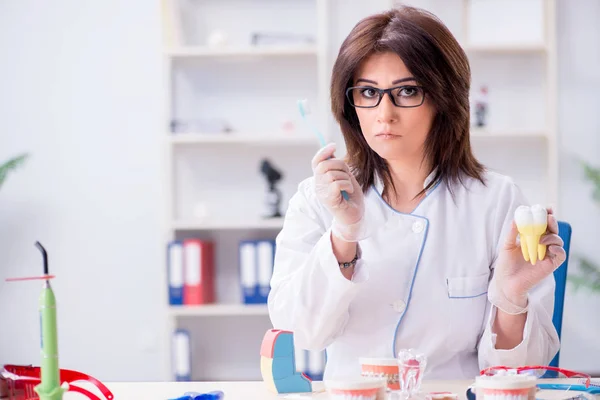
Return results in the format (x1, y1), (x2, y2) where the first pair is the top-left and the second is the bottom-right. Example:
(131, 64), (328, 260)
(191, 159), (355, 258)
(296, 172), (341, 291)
(59, 379), (597, 400)
(65, 380), (473, 400)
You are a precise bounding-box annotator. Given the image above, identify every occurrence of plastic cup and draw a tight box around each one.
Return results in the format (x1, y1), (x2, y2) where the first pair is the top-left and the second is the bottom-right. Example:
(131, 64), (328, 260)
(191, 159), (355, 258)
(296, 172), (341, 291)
(397, 349), (427, 398)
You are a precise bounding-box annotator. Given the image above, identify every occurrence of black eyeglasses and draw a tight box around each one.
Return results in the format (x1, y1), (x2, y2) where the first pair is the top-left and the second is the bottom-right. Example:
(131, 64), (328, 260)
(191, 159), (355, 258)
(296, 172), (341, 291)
(345, 85), (426, 108)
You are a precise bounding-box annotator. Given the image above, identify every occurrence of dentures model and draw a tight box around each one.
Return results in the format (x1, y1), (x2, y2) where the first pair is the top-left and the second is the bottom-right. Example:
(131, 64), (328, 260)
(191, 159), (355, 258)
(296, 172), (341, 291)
(514, 205), (548, 265)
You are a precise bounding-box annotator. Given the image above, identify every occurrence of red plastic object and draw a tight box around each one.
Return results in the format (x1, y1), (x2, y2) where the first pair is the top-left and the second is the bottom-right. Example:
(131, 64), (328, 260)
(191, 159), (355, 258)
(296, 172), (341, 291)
(182, 239), (215, 305)
(5, 275), (55, 282)
(260, 329), (288, 359)
(480, 365), (591, 388)
(0, 364), (114, 400)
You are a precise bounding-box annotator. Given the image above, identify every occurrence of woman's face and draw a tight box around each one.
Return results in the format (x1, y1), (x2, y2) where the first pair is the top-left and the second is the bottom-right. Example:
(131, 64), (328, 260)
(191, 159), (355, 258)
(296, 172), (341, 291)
(351, 51), (435, 163)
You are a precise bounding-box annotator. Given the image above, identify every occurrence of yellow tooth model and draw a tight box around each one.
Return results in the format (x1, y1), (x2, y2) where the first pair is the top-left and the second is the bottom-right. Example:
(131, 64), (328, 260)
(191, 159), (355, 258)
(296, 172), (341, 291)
(514, 205), (548, 265)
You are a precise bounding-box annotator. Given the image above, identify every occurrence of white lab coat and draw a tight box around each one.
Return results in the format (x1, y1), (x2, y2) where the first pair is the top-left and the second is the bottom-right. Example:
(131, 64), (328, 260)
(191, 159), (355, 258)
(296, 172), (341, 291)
(267, 170), (560, 380)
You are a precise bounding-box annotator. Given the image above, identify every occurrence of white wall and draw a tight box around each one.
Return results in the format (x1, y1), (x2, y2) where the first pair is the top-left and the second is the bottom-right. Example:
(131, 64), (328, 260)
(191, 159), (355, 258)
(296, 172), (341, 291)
(0, 1), (165, 381)
(554, 0), (600, 375)
(0, 0), (598, 383)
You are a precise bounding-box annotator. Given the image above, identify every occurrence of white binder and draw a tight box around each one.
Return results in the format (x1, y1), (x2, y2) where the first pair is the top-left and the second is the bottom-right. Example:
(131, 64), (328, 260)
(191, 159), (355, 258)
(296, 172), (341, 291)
(257, 240), (274, 298)
(239, 241), (257, 302)
(172, 329), (191, 381)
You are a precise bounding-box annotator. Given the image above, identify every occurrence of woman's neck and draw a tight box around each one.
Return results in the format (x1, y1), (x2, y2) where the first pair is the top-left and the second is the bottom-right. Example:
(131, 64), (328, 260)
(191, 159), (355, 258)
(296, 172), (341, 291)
(384, 157), (432, 211)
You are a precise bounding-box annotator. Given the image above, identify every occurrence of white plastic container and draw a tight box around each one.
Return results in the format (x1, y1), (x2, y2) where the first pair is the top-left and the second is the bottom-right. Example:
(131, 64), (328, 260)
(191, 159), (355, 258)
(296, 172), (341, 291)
(475, 375), (537, 400)
(425, 392), (459, 400)
(325, 378), (387, 400)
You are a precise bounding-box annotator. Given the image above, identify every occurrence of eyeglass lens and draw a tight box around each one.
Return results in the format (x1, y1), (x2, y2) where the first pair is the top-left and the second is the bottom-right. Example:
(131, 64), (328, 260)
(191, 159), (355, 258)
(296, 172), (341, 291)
(348, 86), (424, 108)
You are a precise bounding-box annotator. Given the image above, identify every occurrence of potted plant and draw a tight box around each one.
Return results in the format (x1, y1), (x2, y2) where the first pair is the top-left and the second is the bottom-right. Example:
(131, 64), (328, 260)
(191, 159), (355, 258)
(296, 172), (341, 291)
(568, 161), (600, 293)
(0, 152), (28, 397)
(0, 153), (29, 190)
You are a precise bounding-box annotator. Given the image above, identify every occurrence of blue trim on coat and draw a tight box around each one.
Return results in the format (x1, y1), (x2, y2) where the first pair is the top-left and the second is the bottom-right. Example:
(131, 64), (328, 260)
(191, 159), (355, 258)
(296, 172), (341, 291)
(391, 216), (429, 357)
(370, 180), (441, 358)
(448, 291), (488, 299)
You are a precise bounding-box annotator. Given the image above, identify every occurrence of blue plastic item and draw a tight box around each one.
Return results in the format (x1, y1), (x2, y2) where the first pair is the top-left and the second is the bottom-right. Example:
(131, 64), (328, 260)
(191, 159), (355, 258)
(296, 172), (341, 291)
(549, 221), (572, 369)
(169, 390), (224, 400)
(537, 383), (600, 394)
(466, 387), (475, 400)
(260, 329), (312, 394)
(468, 384), (600, 399)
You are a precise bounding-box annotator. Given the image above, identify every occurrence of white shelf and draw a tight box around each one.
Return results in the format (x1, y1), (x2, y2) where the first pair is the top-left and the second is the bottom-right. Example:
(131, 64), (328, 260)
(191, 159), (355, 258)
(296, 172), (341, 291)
(470, 128), (548, 139)
(465, 43), (547, 54)
(172, 217), (284, 231)
(169, 304), (269, 317)
(170, 133), (318, 146)
(166, 45), (318, 58)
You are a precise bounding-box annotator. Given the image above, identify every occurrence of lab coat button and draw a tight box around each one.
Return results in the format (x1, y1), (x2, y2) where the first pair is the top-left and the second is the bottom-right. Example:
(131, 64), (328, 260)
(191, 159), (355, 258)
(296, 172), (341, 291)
(412, 220), (424, 233)
(392, 300), (406, 313)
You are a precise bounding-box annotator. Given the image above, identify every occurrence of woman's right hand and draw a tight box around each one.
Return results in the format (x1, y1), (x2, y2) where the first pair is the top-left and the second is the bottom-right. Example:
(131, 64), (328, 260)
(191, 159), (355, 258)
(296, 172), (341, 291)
(311, 143), (365, 242)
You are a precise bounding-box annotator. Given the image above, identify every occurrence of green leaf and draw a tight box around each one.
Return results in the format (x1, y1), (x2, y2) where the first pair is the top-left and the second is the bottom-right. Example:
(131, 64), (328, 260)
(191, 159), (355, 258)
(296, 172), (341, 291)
(568, 257), (600, 293)
(569, 161), (600, 294)
(568, 275), (600, 292)
(0, 153), (29, 189)
(581, 160), (600, 204)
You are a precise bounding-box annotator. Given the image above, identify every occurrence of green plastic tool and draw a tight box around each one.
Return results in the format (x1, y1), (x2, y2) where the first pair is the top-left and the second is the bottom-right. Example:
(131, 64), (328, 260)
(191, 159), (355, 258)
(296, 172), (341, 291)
(5, 242), (69, 399)
(33, 242), (68, 400)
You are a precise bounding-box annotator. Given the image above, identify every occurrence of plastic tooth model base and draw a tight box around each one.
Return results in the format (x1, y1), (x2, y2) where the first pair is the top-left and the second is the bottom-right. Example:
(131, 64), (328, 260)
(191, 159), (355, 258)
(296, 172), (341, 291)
(325, 379), (387, 400)
(475, 375), (537, 400)
(329, 392), (378, 400)
(425, 392), (459, 400)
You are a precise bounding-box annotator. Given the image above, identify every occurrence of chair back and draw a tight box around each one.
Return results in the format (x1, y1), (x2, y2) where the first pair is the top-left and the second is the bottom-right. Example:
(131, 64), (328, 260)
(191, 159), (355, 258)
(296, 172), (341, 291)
(549, 221), (572, 368)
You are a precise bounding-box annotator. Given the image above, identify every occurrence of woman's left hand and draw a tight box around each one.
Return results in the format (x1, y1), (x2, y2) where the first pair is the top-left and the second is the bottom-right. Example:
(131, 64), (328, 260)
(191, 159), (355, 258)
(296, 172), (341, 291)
(494, 207), (567, 307)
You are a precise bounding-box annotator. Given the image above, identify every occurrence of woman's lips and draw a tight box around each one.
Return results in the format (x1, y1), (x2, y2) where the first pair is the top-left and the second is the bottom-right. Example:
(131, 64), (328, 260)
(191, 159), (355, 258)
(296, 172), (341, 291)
(376, 132), (400, 139)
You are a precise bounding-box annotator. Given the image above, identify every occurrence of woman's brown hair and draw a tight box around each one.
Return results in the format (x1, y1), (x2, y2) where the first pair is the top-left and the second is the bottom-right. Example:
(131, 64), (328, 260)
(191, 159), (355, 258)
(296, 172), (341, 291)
(330, 5), (485, 199)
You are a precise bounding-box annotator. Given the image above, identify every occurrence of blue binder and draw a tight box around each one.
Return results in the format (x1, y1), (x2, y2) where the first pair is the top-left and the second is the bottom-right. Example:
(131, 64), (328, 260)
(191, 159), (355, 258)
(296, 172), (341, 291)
(239, 239), (275, 304)
(167, 241), (184, 305)
(304, 350), (325, 381)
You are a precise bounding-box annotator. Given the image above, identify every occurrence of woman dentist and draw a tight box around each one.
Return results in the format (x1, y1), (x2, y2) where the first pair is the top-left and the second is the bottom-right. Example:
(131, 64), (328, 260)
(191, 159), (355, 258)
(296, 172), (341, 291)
(267, 6), (565, 380)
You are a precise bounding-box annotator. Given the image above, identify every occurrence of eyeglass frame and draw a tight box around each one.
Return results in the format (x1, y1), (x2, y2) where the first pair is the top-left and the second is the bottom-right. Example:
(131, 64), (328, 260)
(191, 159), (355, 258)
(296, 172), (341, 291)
(345, 84), (426, 108)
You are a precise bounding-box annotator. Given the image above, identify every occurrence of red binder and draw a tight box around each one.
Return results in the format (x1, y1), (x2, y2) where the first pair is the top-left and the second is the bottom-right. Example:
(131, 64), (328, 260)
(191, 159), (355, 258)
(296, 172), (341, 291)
(183, 239), (215, 304)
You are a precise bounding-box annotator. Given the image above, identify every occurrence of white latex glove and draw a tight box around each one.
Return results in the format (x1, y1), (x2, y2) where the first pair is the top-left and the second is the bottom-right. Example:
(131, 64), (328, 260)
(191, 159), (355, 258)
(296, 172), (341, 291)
(311, 143), (366, 242)
(489, 207), (566, 314)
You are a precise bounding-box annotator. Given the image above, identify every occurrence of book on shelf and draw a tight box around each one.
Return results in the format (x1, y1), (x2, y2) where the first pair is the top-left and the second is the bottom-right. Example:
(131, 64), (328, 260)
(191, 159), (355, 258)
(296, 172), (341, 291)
(239, 239), (275, 304)
(167, 239), (215, 306)
(172, 329), (191, 381)
(295, 348), (326, 381)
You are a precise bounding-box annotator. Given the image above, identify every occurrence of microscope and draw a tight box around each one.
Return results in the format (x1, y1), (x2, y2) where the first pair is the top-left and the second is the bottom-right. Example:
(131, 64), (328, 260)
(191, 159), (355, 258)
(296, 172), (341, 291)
(260, 159), (283, 218)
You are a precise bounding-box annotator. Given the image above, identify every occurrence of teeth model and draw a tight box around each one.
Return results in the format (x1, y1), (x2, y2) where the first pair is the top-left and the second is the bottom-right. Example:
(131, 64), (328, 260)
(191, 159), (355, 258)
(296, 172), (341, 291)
(514, 205), (548, 265)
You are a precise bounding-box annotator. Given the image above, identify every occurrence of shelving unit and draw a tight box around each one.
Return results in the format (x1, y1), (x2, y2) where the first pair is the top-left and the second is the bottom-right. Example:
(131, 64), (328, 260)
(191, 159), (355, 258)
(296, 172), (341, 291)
(470, 129), (548, 139)
(171, 218), (284, 231)
(159, 0), (558, 383)
(169, 304), (269, 317)
(170, 133), (317, 146)
(166, 45), (318, 58)
(464, 43), (548, 54)
(160, 0), (327, 382)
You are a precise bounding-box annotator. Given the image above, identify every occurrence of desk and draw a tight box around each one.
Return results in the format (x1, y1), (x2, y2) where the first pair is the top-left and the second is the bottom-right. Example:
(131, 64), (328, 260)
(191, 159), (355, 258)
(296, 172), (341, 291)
(38, 379), (600, 400)
(62, 380), (473, 400)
